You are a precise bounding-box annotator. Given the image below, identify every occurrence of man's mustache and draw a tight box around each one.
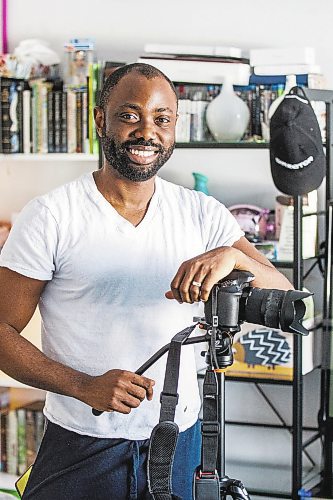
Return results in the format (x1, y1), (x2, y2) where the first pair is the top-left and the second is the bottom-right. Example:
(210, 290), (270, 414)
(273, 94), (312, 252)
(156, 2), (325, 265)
(121, 139), (163, 152)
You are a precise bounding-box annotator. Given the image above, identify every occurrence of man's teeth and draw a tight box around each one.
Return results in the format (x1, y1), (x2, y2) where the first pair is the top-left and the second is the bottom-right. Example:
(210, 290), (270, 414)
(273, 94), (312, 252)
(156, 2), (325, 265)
(129, 149), (156, 158)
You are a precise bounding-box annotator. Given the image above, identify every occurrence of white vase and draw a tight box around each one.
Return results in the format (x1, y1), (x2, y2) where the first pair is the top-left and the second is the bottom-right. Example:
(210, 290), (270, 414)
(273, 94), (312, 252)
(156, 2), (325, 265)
(205, 77), (250, 142)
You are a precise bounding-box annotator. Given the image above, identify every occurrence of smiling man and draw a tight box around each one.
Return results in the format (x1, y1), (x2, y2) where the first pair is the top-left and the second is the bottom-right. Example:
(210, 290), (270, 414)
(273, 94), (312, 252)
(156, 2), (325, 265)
(0, 63), (292, 499)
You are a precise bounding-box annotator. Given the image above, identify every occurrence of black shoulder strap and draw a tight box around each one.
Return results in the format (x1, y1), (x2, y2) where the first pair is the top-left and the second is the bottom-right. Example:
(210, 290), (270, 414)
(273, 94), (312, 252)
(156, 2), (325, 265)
(147, 324), (197, 500)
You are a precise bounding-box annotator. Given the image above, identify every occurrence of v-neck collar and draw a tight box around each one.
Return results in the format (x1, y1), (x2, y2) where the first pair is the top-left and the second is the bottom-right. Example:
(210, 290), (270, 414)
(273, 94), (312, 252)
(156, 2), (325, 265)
(84, 172), (161, 236)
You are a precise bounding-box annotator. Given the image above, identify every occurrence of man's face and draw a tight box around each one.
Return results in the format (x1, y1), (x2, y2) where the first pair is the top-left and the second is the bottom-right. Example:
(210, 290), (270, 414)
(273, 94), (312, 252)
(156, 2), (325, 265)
(97, 72), (178, 182)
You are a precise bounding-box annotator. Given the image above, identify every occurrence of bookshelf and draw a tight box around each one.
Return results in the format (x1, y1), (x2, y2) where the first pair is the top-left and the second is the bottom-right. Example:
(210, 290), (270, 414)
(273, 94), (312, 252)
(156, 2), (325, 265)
(0, 153), (98, 162)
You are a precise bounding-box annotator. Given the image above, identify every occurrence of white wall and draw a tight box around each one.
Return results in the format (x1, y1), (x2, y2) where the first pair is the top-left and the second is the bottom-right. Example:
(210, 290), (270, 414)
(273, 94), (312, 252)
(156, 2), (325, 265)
(7, 0), (333, 87)
(3, 0), (329, 491)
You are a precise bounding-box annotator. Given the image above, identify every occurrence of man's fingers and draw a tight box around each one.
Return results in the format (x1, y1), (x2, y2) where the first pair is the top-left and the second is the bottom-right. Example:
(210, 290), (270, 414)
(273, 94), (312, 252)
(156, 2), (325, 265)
(127, 384), (146, 402)
(146, 383), (154, 401)
(121, 393), (143, 409)
(131, 373), (155, 390)
(198, 272), (217, 302)
(131, 373), (155, 400)
(170, 268), (186, 303)
(173, 267), (200, 303)
(189, 274), (206, 302)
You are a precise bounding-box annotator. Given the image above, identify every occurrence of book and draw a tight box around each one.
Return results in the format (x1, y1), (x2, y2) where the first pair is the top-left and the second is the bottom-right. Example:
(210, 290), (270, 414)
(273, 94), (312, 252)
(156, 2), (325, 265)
(61, 90), (68, 153)
(140, 52), (250, 65)
(136, 57), (251, 85)
(0, 411), (8, 472)
(143, 43), (243, 59)
(249, 47), (316, 67)
(54, 90), (62, 153)
(23, 400), (44, 467)
(30, 79), (52, 153)
(249, 73), (327, 88)
(0, 77), (25, 153)
(22, 82), (32, 154)
(47, 89), (54, 152)
(0, 388), (9, 472)
(67, 88), (77, 154)
(76, 91), (83, 153)
(17, 408), (27, 475)
(82, 90), (88, 153)
(253, 64), (321, 76)
(6, 410), (18, 475)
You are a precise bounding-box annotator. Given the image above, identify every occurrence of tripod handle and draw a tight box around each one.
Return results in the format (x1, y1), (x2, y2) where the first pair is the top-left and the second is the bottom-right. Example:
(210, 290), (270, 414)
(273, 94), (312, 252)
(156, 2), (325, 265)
(91, 326), (205, 416)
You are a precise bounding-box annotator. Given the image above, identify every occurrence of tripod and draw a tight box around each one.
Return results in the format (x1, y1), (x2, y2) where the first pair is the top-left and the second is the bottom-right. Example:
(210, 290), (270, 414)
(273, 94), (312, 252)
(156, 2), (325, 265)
(136, 322), (251, 500)
(92, 270), (310, 498)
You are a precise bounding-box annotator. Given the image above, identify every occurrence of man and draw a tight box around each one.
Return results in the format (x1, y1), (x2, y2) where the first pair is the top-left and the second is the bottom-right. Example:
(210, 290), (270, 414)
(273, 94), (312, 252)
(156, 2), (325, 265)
(0, 63), (292, 499)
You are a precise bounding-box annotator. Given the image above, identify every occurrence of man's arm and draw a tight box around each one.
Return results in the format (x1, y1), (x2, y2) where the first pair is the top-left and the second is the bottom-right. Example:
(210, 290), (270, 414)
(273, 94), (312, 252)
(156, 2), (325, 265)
(0, 267), (154, 414)
(165, 236), (293, 303)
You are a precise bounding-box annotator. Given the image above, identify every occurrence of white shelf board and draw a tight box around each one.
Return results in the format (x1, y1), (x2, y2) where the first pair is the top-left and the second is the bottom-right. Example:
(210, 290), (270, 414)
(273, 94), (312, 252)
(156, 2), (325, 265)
(0, 153), (98, 162)
(226, 460), (321, 497)
(0, 472), (18, 491)
(0, 373), (32, 389)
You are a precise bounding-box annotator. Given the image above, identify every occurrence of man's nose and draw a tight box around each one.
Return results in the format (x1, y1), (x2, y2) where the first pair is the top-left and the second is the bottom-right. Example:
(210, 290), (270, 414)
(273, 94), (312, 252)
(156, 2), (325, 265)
(132, 119), (157, 141)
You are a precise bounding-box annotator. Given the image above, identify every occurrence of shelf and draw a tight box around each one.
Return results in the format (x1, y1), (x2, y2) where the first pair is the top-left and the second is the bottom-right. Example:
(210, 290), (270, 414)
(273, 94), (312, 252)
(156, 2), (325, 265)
(225, 375), (293, 385)
(198, 371), (294, 385)
(0, 373), (32, 389)
(226, 461), (321, 498)
(0, 472), (18, 495)
(271, 256), (319, 269)
(175, 141), (269, 149)
(0, 153), (98, 162)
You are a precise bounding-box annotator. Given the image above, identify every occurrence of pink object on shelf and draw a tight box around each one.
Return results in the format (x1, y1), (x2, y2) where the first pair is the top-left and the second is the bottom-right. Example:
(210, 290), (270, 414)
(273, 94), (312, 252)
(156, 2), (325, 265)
(2, 0), (7, 53)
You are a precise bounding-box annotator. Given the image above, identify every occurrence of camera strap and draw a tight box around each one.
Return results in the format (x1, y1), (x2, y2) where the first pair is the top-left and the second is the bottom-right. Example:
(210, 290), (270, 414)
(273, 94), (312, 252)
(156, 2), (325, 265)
(201, 369), (219, 473)
(147, 324), (197, 500)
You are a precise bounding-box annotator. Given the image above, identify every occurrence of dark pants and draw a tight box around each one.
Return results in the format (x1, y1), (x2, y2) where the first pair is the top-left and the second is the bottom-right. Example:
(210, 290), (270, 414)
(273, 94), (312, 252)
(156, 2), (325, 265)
(22, 419), (201, 500)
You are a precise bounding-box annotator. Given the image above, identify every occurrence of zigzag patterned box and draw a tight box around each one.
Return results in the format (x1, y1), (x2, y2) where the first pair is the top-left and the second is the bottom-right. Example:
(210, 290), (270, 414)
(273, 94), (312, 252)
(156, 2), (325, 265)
(225, 318), (315, 381)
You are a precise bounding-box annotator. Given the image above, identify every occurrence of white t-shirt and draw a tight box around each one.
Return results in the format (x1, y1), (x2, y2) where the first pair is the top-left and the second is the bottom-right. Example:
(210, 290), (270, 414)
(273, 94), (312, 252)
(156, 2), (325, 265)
(0, 173), (243, 439)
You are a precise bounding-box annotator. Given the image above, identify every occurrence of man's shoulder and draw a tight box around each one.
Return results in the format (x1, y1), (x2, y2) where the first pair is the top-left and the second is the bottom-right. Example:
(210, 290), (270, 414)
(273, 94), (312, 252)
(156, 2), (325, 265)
(36, 172), (92, 210)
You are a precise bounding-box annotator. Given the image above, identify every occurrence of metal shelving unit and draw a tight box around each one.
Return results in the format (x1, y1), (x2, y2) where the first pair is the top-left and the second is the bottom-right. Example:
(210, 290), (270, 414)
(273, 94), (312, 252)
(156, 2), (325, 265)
(181, 89), (333, 498)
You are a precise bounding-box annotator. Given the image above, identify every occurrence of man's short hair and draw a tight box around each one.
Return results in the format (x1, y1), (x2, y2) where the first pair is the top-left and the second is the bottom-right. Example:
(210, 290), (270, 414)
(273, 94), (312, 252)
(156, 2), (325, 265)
(98, 63), (178, 110)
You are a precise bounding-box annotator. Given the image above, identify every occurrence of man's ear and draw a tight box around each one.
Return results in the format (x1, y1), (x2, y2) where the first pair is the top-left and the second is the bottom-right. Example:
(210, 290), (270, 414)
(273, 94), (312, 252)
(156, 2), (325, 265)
(94, 106), (104, 137)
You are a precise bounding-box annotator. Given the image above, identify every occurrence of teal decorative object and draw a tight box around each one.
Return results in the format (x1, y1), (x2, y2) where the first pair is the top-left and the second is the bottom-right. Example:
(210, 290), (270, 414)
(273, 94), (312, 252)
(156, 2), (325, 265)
(192, 172), (209, 195)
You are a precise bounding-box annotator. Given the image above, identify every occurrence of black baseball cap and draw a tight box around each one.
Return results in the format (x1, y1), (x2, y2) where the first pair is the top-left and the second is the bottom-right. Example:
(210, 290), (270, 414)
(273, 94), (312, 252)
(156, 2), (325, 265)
(269, 87), (326, 196)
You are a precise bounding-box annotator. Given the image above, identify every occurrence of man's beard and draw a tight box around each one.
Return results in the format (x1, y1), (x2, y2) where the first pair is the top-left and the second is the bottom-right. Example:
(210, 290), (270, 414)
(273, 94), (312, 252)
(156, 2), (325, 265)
(100, 134), (175, 182)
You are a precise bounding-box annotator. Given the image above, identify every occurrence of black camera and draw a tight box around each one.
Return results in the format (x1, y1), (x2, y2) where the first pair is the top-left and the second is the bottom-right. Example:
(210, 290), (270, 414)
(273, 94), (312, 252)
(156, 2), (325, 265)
(202, 270), (312, 369)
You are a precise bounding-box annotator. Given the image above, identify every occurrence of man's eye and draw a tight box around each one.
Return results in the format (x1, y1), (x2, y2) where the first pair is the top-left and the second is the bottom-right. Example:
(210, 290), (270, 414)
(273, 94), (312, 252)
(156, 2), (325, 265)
(156, 116), (171, 125)
(120, 113), (137, 120)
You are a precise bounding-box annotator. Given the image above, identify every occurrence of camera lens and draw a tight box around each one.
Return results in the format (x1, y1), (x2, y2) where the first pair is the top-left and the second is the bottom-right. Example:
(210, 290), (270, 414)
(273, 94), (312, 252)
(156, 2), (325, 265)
(242, 287), (286, 329)
(242, 287), (308, 335)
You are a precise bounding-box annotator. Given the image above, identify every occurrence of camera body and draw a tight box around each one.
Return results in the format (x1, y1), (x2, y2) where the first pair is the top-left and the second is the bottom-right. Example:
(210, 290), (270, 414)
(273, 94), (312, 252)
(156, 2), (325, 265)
(202, 270), (312, 369)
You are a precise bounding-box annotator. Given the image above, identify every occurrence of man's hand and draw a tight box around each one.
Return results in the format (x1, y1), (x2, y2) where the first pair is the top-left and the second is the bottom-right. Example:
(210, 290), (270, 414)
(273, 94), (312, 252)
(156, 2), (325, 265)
(165, 247), (239, 304)
(165, 239), (293, 304)
(81, 369), (155, 414)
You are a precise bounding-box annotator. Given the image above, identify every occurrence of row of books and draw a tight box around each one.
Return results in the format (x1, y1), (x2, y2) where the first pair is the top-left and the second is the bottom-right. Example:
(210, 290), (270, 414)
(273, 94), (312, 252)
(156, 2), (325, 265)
(0, 66), (327, 154)
(0, 392), (45, 476)
(174, 81), (326, 143)
(0, 61), (103, 155)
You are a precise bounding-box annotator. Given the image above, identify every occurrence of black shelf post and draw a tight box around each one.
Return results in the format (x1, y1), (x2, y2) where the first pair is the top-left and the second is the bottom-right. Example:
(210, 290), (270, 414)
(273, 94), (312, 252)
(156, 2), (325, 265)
(292, 194), (303, 499)
(303, 88), (333, 497)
